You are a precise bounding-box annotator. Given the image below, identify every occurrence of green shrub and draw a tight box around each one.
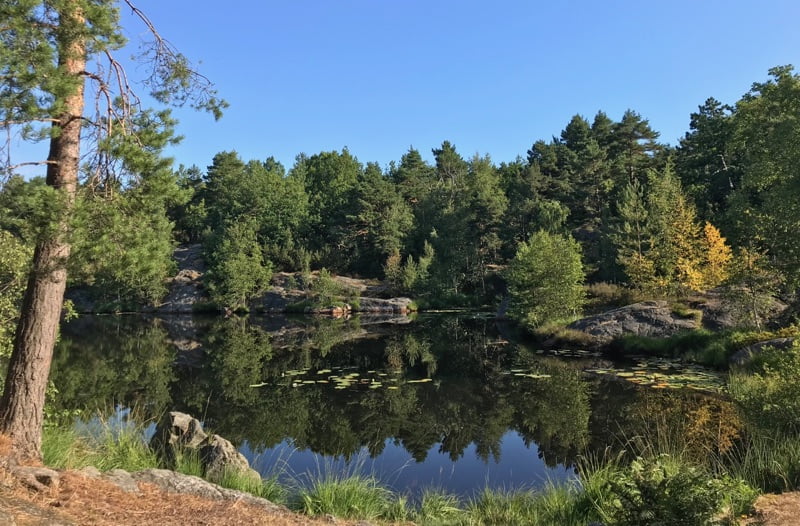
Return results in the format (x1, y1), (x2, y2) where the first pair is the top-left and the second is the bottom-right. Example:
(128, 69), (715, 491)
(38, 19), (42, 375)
(729, 342), (800, 433)
(507, 230), (586, 330)
(591, 455), (754, 526)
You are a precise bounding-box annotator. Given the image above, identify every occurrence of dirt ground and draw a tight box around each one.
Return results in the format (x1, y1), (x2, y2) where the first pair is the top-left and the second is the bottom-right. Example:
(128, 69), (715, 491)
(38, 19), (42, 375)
(0, 467), (373, 526)
(746, 492), (800, 526)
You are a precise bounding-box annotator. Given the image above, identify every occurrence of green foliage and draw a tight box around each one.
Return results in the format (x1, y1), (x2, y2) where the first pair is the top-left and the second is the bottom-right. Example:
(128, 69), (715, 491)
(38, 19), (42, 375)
(727, 66), (800, 287)
(590, 455), (755, 526)
(723, 247), (785, 330)
(287, 269), (361, 312)
(205, 219), (272, 310)
(729, 342), (800, 433)
(0, 229), (30, 358)
(507, 230), (586, 329)
(70, 190), (177, 308)
(0, 176), (65, 244)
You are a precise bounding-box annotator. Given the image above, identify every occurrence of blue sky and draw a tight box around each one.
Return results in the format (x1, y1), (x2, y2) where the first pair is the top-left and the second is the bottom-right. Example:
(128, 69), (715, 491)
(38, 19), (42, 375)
(113, 1), (800, 171)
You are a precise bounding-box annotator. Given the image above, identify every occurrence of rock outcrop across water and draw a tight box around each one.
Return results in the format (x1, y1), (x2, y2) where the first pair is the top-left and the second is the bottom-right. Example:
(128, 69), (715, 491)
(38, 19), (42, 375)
(567, 300), (699, 347)
(157, 244), (207, 313)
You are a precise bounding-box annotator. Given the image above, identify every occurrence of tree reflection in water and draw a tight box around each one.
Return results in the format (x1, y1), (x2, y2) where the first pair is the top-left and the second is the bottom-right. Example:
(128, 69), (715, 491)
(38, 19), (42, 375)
(51, 314), (740, 495)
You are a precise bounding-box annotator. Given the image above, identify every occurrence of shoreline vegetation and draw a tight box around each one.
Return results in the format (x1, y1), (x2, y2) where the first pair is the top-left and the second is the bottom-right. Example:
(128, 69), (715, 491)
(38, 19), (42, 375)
(39, 412), (761, 525)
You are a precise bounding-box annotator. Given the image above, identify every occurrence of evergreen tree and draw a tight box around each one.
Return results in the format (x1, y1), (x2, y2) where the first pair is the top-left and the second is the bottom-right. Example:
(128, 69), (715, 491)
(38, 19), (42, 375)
(611, 178), (656, 289)
(205, 219), (272, 311)
(0, 0), (223, 458)
(347, 162), (413, 276)
(291, 149), (361, 270)
(609, 110), (662, 185)
(675, 98), (740, 219)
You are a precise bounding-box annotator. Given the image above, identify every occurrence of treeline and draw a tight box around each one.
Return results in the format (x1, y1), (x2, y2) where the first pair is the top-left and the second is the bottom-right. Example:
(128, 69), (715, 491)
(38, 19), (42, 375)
(1, 66), (798, 315)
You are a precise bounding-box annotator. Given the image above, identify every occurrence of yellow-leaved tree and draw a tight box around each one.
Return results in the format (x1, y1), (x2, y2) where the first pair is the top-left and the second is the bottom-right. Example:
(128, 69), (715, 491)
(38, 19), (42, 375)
(699, 222), (732, 290)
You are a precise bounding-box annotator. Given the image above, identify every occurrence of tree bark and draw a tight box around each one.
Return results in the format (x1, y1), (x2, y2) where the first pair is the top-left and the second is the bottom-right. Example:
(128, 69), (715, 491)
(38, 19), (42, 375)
(0, 7), (85, 461)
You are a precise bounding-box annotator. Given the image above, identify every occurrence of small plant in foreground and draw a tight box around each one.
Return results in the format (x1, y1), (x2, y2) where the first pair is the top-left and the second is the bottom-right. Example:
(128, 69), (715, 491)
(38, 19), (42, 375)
(591, 454), (755, 526)
(296, 473), (392, 520)
(415, 488), (462, 524)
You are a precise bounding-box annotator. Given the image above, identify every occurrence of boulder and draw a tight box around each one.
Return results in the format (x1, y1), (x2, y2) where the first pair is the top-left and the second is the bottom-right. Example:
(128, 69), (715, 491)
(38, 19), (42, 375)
(149, 411), (208, 464)
(730, 337), (797, 366)
(157, 244), (207, 313)
(149, 411), (260, 483)
(103, 468), (140, 494)
(693, 290), (787, 330)
(199, 434), (260, 483)
(356, 297), (415, 313)
(567, 300), (699, 347)
(131, 469), (286, 512)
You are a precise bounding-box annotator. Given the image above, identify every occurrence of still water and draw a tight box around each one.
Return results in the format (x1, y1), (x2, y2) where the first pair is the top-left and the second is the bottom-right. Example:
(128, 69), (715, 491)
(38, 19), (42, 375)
(52, 313), (735, 498)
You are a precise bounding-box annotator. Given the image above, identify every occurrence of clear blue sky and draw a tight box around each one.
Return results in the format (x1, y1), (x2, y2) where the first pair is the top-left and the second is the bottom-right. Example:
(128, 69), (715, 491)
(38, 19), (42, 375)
(117, 0), (799, 172)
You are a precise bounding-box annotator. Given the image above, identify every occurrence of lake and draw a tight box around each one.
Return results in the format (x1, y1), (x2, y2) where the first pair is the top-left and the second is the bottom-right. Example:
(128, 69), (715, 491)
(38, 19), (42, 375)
(51, 313), (738, 498)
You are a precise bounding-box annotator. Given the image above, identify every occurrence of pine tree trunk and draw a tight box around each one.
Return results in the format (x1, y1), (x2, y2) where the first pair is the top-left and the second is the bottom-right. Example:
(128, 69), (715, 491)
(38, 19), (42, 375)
(0, 8), (85, 461)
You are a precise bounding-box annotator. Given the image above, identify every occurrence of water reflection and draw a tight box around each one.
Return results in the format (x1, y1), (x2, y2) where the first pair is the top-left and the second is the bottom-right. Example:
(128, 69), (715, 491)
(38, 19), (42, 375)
(51, 314), (738, 496)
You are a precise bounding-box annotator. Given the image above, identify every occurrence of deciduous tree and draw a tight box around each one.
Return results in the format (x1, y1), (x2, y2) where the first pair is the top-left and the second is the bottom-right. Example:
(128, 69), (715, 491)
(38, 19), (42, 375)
(507, 231), (585, 329)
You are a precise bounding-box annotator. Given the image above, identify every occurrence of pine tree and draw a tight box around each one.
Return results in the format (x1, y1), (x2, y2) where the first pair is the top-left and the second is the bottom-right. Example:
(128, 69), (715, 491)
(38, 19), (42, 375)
(612, 178), (656, 289)
(0, 0), (223, 459)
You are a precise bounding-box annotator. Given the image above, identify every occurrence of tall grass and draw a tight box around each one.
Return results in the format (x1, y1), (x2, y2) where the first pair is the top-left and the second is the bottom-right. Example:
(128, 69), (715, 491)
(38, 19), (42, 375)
(42, 415), (158, 472)
(721, 432), (800, 493)
(415, 488), (462, 524)
(172, 446), (204, 477)
(296, 472), (392, 520)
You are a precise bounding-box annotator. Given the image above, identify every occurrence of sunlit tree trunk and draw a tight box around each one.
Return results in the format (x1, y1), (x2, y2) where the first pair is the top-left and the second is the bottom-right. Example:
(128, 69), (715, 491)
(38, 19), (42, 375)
(0, 7), (86, 461)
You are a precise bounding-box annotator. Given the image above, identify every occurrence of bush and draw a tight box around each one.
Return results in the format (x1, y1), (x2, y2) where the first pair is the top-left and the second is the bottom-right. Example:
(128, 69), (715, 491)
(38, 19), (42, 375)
(729, 342), (800, 433)
(507, 231), (586, 330)
(591, 455), (755, 526)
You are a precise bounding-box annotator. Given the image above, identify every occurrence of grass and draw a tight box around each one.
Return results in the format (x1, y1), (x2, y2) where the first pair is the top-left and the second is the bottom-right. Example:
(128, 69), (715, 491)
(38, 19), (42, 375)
(295, 472), (392, 520)
(172, 446), (204, 477)
(415, 488), (462, 524)
(609, 328), (795, 368)
(42, 415), (158, 472)
(215, 467), (288, 504)
(721, 431), (800, 493)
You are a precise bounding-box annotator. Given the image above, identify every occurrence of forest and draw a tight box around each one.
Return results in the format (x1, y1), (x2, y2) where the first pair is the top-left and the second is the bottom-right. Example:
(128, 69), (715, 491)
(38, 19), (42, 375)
(3, 66), (798, 327)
